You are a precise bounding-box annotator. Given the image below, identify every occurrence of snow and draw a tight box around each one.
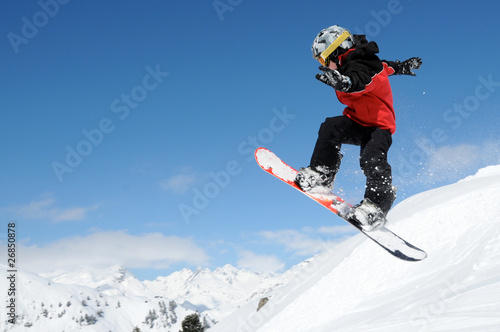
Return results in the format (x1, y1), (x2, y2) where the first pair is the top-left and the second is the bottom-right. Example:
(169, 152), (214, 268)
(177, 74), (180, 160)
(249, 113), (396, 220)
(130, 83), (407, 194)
(255, 147), (297, 182)
(1, 265), (201, 331)
(2, 164), (500, 331)
(143, 265), (292, 322)
(43, 265), (154, 297)
(210, 164), (500, 332)
(0, 264), (294, 331)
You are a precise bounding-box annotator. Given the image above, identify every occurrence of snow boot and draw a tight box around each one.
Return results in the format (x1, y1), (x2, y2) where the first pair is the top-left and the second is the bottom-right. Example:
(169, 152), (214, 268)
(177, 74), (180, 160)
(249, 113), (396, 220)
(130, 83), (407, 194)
(294, 165), (336, 194)
(350, 198), (387, 232)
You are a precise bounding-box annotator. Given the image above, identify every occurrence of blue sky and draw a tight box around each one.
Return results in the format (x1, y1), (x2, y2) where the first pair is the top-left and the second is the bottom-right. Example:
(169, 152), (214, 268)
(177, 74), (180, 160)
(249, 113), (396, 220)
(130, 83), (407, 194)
(1, 0), (499, 281)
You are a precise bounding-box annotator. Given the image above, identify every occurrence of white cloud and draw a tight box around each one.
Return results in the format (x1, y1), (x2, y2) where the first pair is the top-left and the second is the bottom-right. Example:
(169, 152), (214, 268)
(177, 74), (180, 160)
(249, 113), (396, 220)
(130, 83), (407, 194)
(237, 250), (285, 273)
(3, 193), (98, 222)
(159, 167), (199, 194)
(425, 141), (500, 182)
(160, 174), (197, 193)
(427, 144), (478, 175)
(19, 231), (210, 274)
(317, 225), (356, 235)
(258, 227), (353, 257)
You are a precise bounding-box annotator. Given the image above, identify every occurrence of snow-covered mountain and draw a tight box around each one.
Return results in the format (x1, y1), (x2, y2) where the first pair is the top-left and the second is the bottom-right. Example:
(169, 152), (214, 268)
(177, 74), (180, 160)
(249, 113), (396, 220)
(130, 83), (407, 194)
(144, 262), (314, 322)
(0, 264), (217, 332)
(145, 265), (276, 321)
(0, 263), (293, 331)
(43, 265), (155, 298)
(3, 164), (500, 331)
(210, 165), (500, 332)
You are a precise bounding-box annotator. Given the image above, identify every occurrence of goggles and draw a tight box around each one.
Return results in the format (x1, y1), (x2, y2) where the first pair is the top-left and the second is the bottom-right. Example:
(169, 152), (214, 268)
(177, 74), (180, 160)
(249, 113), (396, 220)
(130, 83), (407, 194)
(317, 30), (351, 66)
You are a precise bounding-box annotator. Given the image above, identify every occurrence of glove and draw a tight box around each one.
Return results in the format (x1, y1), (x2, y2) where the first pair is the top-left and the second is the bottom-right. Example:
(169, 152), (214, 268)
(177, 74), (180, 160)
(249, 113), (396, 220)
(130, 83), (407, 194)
(397, 57), (422, 76)
(316, 66), (352, 92)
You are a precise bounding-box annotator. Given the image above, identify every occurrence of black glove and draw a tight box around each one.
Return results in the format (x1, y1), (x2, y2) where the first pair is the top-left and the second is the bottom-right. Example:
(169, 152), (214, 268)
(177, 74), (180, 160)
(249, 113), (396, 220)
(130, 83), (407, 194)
(316, 66), (352, 92)
(397, 57), (422, 76)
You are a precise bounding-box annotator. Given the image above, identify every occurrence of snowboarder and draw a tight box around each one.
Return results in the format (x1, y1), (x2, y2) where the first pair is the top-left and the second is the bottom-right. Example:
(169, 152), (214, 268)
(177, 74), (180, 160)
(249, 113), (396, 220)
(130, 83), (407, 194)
(295, 25), (422, 231)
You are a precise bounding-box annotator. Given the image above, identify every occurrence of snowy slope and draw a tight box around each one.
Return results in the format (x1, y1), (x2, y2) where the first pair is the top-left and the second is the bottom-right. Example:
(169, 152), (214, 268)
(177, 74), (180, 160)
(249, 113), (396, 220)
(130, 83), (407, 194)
(0, 265), (214, 332)
(210, 165), (500, 332)
(0, 264), (291, 331)
(144, 265), (282, 321)
(144, 262), (316, 322)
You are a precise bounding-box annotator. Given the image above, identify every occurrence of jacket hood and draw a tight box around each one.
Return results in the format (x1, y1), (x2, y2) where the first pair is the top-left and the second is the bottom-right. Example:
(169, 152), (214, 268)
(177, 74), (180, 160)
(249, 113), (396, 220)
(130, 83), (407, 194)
(352, 34), (379, 56)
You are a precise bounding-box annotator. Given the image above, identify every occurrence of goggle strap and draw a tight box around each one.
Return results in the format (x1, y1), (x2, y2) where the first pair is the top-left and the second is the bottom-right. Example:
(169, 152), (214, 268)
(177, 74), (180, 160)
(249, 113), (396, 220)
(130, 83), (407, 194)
(320, 30), (351, 61)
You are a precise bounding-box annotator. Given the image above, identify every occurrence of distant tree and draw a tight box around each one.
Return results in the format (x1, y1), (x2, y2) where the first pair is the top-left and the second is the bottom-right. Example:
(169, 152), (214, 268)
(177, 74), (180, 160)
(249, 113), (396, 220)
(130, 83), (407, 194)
(169, 300), (178, 324)
(159, 301), (167, 315)
(202, 315), (211, 330)
(144, 309), (158, 328)
(132, 327), (141, 332)
(84, 314), (97, 325)
(181, 313), (204, 332)
(169, 300), (177, 311)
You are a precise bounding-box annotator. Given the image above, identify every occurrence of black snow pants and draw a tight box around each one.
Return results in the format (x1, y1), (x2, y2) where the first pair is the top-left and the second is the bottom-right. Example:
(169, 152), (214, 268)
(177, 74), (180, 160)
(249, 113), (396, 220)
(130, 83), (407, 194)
(310, 116), (394, 213)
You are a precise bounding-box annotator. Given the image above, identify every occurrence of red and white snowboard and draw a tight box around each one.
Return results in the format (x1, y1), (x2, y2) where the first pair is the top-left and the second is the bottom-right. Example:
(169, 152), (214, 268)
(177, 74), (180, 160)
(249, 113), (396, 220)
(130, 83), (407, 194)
(255, 147), (427, 261)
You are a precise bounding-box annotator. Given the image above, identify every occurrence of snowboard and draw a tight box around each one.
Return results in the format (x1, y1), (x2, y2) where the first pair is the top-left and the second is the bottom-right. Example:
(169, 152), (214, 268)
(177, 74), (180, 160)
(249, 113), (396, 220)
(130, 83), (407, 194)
(255, 147), (427, 262)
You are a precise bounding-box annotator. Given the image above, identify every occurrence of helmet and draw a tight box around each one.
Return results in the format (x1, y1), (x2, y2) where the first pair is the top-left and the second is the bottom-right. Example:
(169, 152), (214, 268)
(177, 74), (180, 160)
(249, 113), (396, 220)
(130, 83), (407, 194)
(312, 25), (355, 63)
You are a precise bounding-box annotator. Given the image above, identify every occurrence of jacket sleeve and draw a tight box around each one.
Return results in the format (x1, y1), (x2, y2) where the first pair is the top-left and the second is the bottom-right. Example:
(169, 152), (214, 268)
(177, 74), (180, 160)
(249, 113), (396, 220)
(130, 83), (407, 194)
(339, 55), (384, 93)
(382, 60), (402, 76)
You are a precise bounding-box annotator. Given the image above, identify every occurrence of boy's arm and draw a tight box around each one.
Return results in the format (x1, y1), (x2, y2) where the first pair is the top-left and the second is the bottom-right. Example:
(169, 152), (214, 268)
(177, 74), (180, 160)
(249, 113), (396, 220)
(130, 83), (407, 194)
(316, 56), (421, 92)
(383, 57), (422, 76)
(316, 57), (381, 93)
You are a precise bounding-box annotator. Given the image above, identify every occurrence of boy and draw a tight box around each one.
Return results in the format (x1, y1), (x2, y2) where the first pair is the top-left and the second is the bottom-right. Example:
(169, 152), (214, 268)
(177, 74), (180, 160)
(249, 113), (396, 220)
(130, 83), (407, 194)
(295, 25), (421, 231)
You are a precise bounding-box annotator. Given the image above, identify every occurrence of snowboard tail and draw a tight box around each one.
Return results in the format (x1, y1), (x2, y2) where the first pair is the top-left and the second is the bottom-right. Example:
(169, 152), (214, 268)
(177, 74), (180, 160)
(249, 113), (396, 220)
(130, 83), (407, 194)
(255, 147), (427, 262)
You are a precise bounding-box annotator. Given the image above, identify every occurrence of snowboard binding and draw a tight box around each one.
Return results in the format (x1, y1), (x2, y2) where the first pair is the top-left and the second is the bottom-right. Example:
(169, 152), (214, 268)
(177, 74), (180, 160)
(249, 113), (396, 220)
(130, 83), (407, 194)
(348, 199), (388, 232)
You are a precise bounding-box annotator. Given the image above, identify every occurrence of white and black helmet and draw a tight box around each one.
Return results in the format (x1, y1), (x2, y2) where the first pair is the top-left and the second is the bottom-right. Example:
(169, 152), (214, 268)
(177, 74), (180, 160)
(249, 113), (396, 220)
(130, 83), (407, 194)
(312, 25), (355, 62)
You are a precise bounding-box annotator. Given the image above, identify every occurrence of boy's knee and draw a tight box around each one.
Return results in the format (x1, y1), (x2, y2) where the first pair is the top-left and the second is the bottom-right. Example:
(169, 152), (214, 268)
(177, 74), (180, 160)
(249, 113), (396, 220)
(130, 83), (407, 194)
(318, 116), (347, 137)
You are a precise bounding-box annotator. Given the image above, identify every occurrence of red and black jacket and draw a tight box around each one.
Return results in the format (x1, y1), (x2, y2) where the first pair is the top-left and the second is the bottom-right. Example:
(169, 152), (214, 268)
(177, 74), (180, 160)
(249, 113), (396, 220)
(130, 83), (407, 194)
(336, 35), (401, 134)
